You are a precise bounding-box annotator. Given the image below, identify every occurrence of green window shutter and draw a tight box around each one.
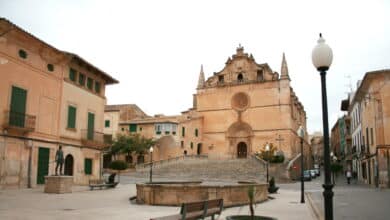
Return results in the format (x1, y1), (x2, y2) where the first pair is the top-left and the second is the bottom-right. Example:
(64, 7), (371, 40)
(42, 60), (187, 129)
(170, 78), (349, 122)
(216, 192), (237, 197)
(87, 78), (93, 90)
(10, 86), (27, 127)
(84, 158), (92, 175)
(95, 81), (101, 93)
(195, 129), (198, 137)
(182, 127), (185, 137)
(87, 112), (95, 140)
(67, 106), (76, 129)
(79, 73), (85, 86)
(129, 124), (137, 132)
(69, 68), (76, 81)
(105, 120), (110, 128)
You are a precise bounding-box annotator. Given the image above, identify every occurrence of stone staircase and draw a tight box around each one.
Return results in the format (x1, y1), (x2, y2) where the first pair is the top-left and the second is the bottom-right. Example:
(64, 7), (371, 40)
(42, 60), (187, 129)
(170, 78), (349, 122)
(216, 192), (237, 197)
(127, 157), (267, 182)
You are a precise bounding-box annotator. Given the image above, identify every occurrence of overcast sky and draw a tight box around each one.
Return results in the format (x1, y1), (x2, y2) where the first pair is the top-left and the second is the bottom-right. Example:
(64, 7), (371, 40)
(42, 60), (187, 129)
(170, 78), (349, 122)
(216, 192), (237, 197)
(1, 0), (389, 134)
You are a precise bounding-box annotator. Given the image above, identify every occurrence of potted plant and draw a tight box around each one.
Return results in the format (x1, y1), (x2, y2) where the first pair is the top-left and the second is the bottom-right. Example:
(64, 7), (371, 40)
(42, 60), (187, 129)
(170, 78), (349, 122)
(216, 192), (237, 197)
(268, 177), (279, 194)
(226, 185), (277, 220)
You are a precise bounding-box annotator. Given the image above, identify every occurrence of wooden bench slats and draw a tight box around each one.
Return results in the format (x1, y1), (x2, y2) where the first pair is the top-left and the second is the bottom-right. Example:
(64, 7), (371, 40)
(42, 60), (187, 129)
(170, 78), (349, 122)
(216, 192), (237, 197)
(151, 199), (223, 220)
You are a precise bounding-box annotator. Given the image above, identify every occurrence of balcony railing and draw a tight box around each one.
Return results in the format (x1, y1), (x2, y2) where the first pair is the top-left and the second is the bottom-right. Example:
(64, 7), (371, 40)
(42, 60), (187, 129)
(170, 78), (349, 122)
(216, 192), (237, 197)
(81, 129), (106, 149)
(3, 110), (36, 132)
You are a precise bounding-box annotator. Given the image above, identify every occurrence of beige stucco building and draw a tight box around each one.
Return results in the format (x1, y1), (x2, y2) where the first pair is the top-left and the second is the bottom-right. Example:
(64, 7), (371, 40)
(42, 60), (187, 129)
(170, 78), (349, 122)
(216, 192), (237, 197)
(348, 69), (390, 187)
(111, 47), (310, 168)
(0, 18), (118, 189)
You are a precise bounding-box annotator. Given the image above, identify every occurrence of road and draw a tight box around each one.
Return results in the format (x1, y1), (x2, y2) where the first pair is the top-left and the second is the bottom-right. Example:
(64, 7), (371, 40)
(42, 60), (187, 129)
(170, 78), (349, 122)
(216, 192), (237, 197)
(279, 173), (390, 220)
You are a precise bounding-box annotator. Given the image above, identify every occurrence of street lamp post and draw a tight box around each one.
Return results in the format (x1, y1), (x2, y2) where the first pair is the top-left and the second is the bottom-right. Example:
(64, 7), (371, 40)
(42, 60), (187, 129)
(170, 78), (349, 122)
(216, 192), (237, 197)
(265, 143), (270, 183)
(149, 146), (154, 183)
(298, 126), (305, 204)
(312, 33), (334, 220)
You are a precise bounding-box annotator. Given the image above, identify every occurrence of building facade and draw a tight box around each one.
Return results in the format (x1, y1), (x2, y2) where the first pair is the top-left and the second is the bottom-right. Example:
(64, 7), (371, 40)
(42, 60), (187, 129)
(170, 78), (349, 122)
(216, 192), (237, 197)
(110, 47), (311, 169)
(349, 70), (390, 187)
(0, 18), (118, 189)
(310, 132), (324, 166)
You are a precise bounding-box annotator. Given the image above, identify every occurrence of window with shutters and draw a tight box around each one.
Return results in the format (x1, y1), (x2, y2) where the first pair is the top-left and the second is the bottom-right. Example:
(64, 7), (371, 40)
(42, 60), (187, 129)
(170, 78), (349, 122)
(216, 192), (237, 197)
(9, 86), (27, 127)
(67, 106), (77, 129)
(95, 81), (101, 94)
(129, 124), (137, 133)
(105, 120), (110, 128)
(69, 68), (77, 82)
(87, 77), (93, 90)
(84, 158), (92, 175)
(79, 73), (85, 86)
(195, 128), (198, 137)
(182, 127), (185, 137)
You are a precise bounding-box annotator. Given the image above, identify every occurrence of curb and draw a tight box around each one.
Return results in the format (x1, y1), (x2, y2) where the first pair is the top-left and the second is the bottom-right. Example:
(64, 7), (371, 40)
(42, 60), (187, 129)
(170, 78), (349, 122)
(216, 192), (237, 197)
(305, 192), (323, 220)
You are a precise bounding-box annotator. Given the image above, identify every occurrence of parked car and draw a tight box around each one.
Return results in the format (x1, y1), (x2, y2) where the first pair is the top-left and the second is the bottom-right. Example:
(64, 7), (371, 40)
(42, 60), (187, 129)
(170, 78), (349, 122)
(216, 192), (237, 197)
(310, 169), (317, 178)
(303, 170), (312, 181)
(314, 168), (320, 176)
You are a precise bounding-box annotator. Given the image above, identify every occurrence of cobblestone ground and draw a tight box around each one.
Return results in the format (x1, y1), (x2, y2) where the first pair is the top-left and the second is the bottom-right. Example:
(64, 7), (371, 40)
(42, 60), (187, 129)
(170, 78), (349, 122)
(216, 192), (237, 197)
(280, 173), (390, 220)
(0, 183), (314, 220)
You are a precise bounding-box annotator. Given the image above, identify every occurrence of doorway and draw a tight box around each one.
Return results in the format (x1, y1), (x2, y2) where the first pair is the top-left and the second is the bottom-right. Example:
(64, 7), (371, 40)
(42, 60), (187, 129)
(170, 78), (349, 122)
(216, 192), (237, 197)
(197, 143), (202, 155)
(64, 154), (74, 176)
(37, 147), (50, 184)
(237, 142), (247, 158)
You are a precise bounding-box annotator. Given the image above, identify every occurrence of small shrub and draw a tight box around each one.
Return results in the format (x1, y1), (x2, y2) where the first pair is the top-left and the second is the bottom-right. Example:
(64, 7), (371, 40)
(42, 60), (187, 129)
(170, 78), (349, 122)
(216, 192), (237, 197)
(109, 160), (128, 170)
(109, 160), (128, 182)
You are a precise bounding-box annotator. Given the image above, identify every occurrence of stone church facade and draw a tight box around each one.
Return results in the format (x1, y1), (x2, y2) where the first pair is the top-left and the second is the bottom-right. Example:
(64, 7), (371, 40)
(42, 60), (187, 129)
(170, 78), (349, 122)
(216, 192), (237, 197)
(109, 46), (310, 164)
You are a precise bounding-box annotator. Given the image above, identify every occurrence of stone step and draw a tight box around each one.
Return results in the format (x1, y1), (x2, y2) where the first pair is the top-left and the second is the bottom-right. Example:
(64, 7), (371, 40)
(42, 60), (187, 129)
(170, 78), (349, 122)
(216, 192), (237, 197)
(128, 158), (267, 182)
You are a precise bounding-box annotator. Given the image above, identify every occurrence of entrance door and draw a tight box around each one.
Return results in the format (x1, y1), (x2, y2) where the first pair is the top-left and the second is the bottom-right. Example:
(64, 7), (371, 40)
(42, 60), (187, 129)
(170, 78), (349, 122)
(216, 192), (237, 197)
(87, 112), (95, 140)
(64, 154), (74, 176)
(37, 147), (50, 184)
(197, 143), (202, 155)
(9, 86), (27, 127)
(237, 142), (247, 158)
(103, 154), (112, 169)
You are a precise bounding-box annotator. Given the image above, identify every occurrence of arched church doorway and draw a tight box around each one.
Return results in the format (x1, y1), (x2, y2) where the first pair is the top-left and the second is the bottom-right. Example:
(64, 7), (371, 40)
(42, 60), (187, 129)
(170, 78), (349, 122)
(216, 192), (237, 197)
(197, 143), (202, 155)
(64, 154), (74, 176)
(237, 142), (247, 158)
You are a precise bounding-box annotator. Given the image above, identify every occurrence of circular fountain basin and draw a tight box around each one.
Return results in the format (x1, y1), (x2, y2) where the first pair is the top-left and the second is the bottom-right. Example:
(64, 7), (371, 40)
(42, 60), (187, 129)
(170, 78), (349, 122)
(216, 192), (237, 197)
(136, 181), (268, 207)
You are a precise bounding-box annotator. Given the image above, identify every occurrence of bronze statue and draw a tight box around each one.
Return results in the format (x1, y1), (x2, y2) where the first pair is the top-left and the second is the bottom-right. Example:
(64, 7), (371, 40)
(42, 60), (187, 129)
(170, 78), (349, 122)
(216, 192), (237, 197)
(55, 145), (64, 175)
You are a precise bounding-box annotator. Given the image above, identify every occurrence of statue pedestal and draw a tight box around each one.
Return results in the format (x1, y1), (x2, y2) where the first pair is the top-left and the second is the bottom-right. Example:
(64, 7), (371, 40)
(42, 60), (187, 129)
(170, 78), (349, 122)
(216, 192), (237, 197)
(44, 176), (73, 194)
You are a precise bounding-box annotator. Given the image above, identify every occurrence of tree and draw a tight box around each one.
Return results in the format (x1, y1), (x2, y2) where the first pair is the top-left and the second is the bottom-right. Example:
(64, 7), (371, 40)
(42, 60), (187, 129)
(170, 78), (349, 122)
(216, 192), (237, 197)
(109, 134), (131, 160)
(109, 133), (156, 163)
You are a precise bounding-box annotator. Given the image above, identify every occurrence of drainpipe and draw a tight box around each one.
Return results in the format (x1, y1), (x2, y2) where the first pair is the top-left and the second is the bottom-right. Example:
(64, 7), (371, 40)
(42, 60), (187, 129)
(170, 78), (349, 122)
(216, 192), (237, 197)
(1, 130), (7, 186)
(26, 140), (33, 188)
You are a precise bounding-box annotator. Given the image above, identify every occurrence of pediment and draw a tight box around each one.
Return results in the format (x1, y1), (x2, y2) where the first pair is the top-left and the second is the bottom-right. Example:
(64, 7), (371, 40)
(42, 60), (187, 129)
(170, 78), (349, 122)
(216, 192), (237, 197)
(204, 46), (278, 87)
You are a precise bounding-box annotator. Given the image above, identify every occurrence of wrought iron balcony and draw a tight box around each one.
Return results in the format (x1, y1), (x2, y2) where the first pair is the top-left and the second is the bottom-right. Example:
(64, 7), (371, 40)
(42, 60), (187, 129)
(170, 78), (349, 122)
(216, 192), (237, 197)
(81, 129), (106, 149)
(2, 110), (36, 133)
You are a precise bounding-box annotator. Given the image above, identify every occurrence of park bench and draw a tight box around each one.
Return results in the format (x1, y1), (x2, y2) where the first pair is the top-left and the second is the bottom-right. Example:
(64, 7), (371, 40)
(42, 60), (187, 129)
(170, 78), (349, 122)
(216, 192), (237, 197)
(150, 198), (223, 220)
(89, 173), (118, 190)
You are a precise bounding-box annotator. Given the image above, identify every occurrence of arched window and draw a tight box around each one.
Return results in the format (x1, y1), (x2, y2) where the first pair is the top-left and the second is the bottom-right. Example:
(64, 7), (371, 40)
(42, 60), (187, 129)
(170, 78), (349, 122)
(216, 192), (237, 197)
(237, 73), (244, 82)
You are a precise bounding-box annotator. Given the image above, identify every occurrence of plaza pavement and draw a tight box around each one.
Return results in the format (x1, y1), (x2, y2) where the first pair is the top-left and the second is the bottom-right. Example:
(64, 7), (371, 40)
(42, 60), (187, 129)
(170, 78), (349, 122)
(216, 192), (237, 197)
(0, 183), (315, 220)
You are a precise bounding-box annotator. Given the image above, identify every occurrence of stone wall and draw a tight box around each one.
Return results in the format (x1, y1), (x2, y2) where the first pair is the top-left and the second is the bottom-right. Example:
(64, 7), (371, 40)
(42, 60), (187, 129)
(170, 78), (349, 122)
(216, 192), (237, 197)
(136, 182), (268, 207)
